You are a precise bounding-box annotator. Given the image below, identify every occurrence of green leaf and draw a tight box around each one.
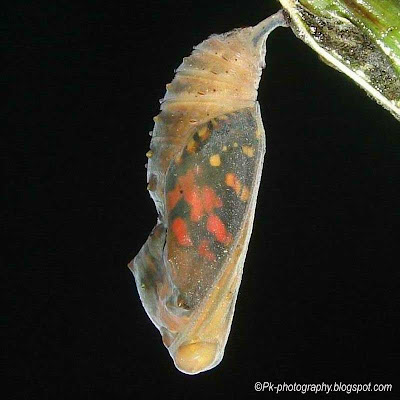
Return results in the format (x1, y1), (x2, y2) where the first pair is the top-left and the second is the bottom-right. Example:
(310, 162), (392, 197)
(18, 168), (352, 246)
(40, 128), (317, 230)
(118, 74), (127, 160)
(278, 0), (400, 120)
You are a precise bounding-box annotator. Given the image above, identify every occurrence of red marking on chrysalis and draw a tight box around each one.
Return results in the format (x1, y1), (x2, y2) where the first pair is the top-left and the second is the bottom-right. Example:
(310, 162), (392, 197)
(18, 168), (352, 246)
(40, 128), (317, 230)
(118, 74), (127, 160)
(206, 214), (232, 245)
(202, 186), (223, 213)
(167, 185), (183, 211)
(185, 188), (203, 222)
(198, 239), (216, 262)
(167, 170), (223, 223)
(171, 217), (192, 246)
(167, 169), (195, 212)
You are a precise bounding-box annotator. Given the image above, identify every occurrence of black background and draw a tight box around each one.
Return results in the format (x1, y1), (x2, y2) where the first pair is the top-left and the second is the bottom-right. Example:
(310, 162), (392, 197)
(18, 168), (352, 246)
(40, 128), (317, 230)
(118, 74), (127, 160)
(5, 0), (399, 398)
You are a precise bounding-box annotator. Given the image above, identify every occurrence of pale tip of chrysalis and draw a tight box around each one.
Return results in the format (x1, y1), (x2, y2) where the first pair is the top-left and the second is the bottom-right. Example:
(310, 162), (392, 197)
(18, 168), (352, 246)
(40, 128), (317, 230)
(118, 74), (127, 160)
(174, 341), (219, 375)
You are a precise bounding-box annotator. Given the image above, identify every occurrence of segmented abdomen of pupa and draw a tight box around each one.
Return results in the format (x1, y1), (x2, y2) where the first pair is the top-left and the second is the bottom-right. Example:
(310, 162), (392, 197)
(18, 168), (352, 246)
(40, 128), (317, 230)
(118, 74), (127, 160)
(130, 11), (287, 374)
(147, 28), (264, 218)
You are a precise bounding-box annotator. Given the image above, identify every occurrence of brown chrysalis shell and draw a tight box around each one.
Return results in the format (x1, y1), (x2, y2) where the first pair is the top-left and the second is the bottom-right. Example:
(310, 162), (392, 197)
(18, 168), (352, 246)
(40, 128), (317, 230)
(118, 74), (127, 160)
(129, 10), (288, 374)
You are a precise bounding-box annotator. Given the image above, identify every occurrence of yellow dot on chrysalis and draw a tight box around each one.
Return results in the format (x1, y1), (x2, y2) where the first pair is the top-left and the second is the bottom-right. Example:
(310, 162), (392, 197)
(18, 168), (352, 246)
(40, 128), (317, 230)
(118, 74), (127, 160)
(175, 154), (182, 164)
(211, 119), (218, 127)
(222, 145), (227, 152)
(187, 138), (197, 153)
(233, 142), (238, 148)
(198, 126), (210, 141)
(146, 150), (153, 158)
(209, 154), (221, 167)
(242, 145), (254, 157)
(240, 186), (250, 202)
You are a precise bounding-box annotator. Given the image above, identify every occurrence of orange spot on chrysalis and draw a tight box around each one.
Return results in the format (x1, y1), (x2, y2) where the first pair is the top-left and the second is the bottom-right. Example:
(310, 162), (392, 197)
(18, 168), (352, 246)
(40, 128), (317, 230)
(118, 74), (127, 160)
(171, 217), (192, 247)
(225, 172), (241, 195)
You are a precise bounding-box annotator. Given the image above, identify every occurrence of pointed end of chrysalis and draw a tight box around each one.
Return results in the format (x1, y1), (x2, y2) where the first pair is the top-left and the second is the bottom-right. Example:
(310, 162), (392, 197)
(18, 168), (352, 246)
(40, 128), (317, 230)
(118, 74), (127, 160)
(252, 9), (289, 45)
(251, 9), (289, 68)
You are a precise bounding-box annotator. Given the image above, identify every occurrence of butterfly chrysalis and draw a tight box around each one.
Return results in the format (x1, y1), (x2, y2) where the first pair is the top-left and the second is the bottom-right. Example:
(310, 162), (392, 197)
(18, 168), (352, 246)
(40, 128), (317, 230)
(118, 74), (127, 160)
(129, 10), (288, 374)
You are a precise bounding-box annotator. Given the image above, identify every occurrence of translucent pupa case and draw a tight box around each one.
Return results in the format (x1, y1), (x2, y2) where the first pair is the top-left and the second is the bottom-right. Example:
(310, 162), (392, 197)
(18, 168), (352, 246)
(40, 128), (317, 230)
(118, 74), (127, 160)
(129, 10), (288, 374)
